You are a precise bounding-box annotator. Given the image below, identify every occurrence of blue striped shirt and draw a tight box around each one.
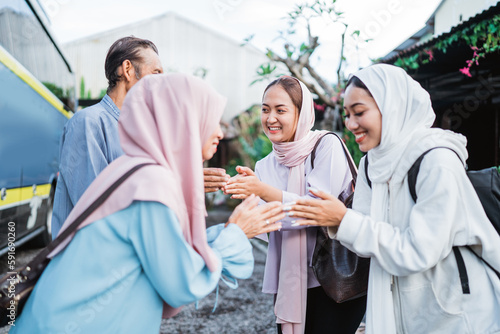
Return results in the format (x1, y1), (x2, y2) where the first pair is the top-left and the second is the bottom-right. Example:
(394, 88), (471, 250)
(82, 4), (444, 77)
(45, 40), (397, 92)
(51, 95), (124, 238)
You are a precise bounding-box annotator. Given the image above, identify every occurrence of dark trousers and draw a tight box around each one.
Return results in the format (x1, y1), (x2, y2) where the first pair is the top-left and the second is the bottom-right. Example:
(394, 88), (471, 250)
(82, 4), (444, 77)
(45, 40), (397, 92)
(277, 287), (366, 334)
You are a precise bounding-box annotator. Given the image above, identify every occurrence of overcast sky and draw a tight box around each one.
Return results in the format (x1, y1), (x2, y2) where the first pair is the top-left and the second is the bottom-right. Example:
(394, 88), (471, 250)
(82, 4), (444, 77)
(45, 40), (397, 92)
(42, 0), (442, 80)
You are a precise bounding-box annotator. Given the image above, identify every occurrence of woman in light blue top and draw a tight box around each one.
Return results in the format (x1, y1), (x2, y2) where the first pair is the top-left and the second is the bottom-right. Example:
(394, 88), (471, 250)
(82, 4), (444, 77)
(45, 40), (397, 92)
(11, 73), (284, 333)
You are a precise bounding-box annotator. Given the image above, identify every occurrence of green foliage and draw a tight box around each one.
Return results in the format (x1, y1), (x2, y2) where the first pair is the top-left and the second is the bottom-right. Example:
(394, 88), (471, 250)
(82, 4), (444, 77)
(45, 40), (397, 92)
(251, 63), (285, 85)
(342, 128), (363, 167)
(99, 89), (107, 98)
(225, 105), (272, 176)
(80, 77), (86, 99)
(225, 157), (244, 177)
(43, 82), (64, 100)
(193, 67), (209, 79)
(393, 53), (420, 70)
(251, 0), (350, 92)
(239, 133), (273, 164)
(240, 34), (255, 46)
(392, 14), (500, 74)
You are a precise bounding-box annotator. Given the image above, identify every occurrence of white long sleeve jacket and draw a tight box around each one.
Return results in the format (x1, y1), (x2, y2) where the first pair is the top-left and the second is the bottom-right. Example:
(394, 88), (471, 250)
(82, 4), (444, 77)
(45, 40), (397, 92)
(337, 148), (500, 334)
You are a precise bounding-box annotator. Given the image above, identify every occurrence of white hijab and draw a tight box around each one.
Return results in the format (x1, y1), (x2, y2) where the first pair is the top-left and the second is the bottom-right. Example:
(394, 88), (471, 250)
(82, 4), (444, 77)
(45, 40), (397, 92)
(351, 64), (468, 333)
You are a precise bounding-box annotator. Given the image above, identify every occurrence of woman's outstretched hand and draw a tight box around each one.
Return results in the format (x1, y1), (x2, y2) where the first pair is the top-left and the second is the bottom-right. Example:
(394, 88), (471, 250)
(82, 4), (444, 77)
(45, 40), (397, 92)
(284, 188), (347, 227)
(223, 166), (282, 202)
(227, 194), (284, 239)
(223, 166), (261, 199)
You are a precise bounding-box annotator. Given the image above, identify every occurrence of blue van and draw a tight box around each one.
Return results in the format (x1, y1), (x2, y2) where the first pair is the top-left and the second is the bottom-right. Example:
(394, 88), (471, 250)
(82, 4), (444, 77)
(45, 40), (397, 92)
(0, 0), (76, 254)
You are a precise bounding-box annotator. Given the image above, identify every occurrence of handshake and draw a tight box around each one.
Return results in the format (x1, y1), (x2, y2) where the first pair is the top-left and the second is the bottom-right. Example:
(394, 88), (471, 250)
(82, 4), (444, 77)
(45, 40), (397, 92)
(205, 166), (344, 233)
(204, 166), (285, 238)
(203, 166), (257, 199)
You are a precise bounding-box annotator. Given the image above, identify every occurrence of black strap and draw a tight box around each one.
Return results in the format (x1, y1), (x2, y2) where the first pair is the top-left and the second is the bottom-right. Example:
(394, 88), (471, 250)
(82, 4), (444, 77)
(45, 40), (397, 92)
(25, 162), (155, 272)
(407, 147), (461, 202)
(406, 147), (500, 292)
(365, 155), (371, 188)
(404, 147), (472, 294)
(311, 132), (357, 187)
(342, 146), (499, 293)
(453, 247), (470, 294)
(466, 246), (500, 280)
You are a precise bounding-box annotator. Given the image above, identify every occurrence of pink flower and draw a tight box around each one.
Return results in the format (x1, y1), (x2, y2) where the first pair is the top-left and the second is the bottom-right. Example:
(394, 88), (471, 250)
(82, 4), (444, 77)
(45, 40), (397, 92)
(314, 102), (325, 112)
(459, 67), (471, 77)
(424, 49), (434, 61)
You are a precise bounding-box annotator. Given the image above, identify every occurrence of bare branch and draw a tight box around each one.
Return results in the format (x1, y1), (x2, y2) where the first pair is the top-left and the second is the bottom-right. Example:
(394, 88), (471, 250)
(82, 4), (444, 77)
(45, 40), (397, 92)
(337, 23), (348, 86)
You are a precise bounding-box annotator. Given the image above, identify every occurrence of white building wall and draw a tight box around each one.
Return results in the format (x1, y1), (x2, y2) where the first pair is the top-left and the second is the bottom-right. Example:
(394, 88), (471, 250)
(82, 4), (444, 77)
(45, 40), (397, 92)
(63, 12), (271, 121)
(434, 0), (499, 35)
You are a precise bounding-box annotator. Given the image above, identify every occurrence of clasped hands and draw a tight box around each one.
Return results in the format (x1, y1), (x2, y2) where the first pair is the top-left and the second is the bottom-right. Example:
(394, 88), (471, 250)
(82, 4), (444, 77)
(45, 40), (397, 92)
(204, 167), (283, 237)
(223, 166), (262, 199)
(224, 166), (348, 228)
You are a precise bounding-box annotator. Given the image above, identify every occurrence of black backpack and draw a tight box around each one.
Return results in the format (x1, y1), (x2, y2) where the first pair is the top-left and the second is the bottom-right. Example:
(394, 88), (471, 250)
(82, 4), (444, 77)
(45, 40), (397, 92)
(365, 147), (500, 293)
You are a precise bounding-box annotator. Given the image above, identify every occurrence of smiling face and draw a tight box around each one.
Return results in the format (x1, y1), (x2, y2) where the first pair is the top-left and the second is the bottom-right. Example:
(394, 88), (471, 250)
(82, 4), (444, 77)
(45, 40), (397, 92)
(261, 85), (299, 143)
(202, 124), (223, 161)
(343, 84), (382, 152)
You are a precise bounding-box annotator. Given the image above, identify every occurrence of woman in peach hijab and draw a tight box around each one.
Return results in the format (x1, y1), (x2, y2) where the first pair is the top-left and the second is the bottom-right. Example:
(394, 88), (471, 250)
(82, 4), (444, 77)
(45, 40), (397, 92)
(224, 76), (366, 334)
(11, 74), (283, 333)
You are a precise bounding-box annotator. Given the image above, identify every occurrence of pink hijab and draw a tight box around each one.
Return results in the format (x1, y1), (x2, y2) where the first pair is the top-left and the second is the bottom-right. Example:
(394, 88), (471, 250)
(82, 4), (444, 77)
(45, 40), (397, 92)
(49, 73), (227, 317)
(264, 76), (326, 334)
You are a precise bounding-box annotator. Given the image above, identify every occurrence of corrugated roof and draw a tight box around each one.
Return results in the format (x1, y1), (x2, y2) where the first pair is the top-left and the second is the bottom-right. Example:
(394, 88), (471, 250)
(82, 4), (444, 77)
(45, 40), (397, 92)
(382, 2), (500, 64)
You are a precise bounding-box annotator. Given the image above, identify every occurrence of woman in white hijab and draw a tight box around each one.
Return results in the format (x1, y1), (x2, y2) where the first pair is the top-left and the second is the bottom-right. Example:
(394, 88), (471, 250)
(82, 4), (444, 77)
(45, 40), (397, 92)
(285, 64), (500, 333)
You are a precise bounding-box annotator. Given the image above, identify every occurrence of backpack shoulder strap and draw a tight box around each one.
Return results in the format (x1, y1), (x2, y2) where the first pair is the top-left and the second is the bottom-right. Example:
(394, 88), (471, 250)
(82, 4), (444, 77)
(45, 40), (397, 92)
(406, 147), (473, 294)
(365, 155), (371, 188)
(408, 147), (461, 202)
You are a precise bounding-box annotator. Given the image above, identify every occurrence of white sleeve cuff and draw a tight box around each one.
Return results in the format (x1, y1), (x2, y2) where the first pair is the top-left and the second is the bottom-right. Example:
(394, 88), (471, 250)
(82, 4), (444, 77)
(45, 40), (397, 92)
(336, 209), (365, 245)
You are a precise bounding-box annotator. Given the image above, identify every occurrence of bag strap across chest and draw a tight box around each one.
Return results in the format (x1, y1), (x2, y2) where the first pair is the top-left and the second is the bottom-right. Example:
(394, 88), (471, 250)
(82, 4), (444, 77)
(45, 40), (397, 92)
(365, 148), (500, 294)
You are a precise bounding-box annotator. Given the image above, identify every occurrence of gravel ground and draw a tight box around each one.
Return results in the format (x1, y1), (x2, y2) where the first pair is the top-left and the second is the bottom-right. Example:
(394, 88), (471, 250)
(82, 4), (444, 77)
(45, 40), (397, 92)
(157, 208), (277, 333)
(160, 241), (277, 334)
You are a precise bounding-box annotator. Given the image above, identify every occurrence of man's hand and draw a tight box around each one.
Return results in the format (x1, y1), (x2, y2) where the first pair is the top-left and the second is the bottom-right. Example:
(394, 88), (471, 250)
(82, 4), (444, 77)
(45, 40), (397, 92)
(203, 168), (229, 193)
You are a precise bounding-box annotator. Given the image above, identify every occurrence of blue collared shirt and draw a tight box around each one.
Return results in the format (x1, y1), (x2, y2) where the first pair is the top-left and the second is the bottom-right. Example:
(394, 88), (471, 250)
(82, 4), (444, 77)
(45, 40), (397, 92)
(51, 95), (124, 238)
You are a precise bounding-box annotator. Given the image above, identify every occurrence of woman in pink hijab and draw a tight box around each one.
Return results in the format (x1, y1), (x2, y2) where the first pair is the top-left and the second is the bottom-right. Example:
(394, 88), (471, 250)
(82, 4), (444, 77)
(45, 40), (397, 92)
(224, 76), (366, 334)
(11, 74), (284, 333)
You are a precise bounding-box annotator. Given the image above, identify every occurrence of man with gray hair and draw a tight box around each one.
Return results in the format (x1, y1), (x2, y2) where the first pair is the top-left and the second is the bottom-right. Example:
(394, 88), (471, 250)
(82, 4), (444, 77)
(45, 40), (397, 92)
(52, 37), (231, 238)
(51, 36), (164, 238)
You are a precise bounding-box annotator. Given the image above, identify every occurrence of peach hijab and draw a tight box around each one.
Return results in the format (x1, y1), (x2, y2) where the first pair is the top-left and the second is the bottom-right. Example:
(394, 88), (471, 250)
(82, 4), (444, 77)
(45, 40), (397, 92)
(50, 73), (227, 317)
(263, 76), (326, 334)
